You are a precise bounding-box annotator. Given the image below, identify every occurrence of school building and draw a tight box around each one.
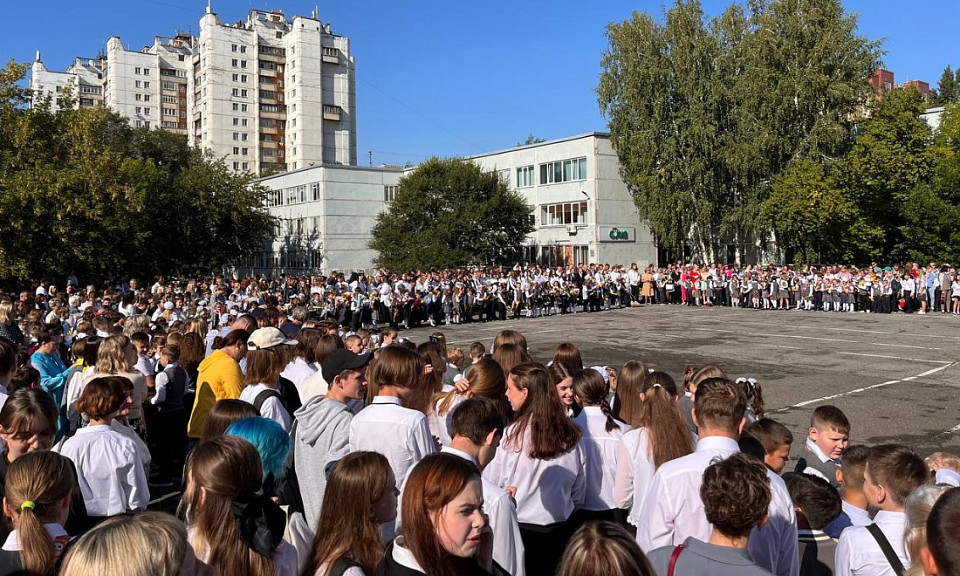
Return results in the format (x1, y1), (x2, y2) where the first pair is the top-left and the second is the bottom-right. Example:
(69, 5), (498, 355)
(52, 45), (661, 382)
(251, 132), (659, 275)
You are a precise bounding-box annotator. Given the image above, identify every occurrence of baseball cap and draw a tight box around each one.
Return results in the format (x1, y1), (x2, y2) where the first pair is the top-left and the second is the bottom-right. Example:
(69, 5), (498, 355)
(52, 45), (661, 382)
(322, 349), (372, 383)
(247, 327), (297, 351)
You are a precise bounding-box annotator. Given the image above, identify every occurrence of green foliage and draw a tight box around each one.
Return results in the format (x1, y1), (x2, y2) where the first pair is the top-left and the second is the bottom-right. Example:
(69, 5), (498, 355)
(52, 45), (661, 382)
(844, 87), (934, 261)
(517, 135), (545, 146)
(0, 63), (273, 282)
(598, 0), (880, 263)
(933, 66), (959, 106)
(369, 157), (533, 270)
(761, 158), (856, 264)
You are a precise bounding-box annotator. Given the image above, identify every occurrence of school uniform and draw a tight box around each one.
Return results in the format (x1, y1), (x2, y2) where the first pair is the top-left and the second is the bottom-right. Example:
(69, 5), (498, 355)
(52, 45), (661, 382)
(239, 383), (292, 432)
(614, 427), (657, 527)
(572, 407), (630, 520)
(636, 436), (798, 576)
(834, 511), (907, 576)
(374, 539), (506, 576)
(646, 537), (774, 576)
(149, 361), (188, 482)
(440, 447), (525, 576)
(482, 423), (586, 576)
(798, 529), (837, 576)
(794, 438), (841, 489)
(58, 424), (150, 517)
(349, 396), (436, 540)
(0, 523), (72, 576)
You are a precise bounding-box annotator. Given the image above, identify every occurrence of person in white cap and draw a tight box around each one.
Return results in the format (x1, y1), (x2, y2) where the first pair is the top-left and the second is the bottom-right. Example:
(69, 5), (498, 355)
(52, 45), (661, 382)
(239, 327), (297, 432)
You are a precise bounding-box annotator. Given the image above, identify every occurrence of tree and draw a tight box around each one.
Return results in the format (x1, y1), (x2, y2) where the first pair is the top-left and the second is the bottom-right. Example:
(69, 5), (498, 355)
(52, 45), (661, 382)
(0, 62), (273, 282)
(369, 157), (533, 270)
(933, 66), (959, 106)
(843, 87), (934, 261)
(598, 0), (880, 263)
(517, 134), (545, 146)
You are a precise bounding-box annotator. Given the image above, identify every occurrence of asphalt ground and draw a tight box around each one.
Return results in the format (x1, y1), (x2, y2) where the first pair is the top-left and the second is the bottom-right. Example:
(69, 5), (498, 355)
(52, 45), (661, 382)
(403, 304), (960, 459)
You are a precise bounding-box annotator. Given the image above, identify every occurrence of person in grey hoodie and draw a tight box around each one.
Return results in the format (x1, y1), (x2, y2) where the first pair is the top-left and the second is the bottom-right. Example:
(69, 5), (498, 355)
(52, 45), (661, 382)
(293, 348), (372, 528)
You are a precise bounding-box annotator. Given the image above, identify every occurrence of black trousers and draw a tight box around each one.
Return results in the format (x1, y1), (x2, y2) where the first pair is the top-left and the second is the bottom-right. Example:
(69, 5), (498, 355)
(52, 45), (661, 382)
(518, 520), (575, 576)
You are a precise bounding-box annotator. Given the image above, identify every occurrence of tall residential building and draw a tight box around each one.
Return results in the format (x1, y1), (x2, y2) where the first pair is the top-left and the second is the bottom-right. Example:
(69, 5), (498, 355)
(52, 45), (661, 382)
(28, 6), (357, 174)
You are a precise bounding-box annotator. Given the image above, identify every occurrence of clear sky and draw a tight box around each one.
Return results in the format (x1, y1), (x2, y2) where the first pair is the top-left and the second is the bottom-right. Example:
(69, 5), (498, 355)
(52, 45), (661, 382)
(2, 1), (957, 166)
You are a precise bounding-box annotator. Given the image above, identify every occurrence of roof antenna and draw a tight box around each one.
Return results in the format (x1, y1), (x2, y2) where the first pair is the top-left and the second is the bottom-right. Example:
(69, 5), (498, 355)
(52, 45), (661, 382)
(206, 0), (212, 14)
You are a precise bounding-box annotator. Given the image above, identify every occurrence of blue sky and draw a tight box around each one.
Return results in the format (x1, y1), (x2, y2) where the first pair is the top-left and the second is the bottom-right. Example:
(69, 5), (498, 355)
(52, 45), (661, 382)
(2, 1), (957, 166)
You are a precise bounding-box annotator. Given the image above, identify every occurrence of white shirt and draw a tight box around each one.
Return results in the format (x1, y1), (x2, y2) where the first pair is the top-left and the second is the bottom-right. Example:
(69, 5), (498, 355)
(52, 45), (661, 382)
(428, 393), (467, 447)
(614, 427), (658, 525)
(572, 406), (631, 511)
(835, 510), (907, 576)
(239, 383), (292, 432)
(110, 419), (151, 468)
(482, 422), (586, 526)
(134, 354), (155, 379)
(2, 523), (68, 551)
(636, 436), (798, 576)
(842, 500), (872, 528)
(280, 357), (317, 389)
(349, 396), (435, 490)
(192, 529), (299, 576)
(297, 371), (328, 404)
(58, 424), (149, 516)
(440, 447), (526, 576)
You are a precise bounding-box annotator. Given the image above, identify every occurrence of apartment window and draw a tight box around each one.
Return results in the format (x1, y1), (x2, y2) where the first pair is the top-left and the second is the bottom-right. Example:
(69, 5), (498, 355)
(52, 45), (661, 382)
(233, 133), (239, 141)
(232, 59), (238, 67)
(241, 104), (248, 112)
(232, 44), (238, 52)
(539, 157), (587, 184)
(233, 147), (240, 154)
(241, 119), (248, 127)
(241, 74), (247, 83)
(298, 186), (306, 203)
(143, 68), (150, 75)
(232, 73), (239, 82)
(241, 46), (247, 53)
(143, 121), (150, 128)
(241, 133), (248, 141)
(135, 67), (141, 75)
(143, 95), (150, 102)
(384, 185), (399, 202)
(242, 147), (248, 156)
(516, 165), (535, 188)
(163, 95), (176, 103)
(233, 118), (239, 126)
(311, 183), (320, 201)
(241, 89), (248, 97)
(540, 201), (588, 226)
(232, 103), (239, 111)
(135, 106), (142, 114)
(144, 107), (150, 115)
(143, 82), (150, 88)
(135, 94), (142, 101)
(162, 81), (176, 90)
(162, 108), (176, 116)
(242, 162), (249, 170)
(241, 60), (247, 68)
(135, 80), (142, 88)
(233, 162), (240, 170)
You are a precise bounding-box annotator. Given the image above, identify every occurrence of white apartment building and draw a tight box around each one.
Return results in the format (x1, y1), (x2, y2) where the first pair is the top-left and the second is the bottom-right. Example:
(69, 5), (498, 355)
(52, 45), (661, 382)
(30, 53), (106, 112)
(29, 6), (356, 174)
(253, 133), (658, 275)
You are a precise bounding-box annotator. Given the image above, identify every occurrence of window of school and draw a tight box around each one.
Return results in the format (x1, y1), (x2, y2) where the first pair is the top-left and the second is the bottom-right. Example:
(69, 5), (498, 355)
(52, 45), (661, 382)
(311, 183), (320, 201)
(516, 165), (535, 188)
(538, 157), (587, 184)
(384, 185), (398, 202)
(540, 201), (588, 226)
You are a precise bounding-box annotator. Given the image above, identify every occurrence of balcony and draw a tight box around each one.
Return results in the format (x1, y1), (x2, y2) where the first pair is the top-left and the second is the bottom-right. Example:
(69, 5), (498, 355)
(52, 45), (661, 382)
(321, 47), (340, 65)
(322, 105), (341, 121)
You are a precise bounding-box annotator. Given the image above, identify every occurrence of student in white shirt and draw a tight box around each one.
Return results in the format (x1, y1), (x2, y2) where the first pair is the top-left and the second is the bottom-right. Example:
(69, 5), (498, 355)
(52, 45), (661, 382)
(349, 346), (435, 540)
(835, 444), (928, 576)
(571, 368), (631, 523)
(280, 327), (322, 393)
(636, 377), (798, 576)
(58, 376), (149, 519)
(614, 371), (695, 530)
(180, 435), (297, 576)
(483, 362), (585, 576)
(238, 327), (296, 432)
(0, 451), (74, 576)
(430, 357), (511, 447)
(444, 397), (525, 576)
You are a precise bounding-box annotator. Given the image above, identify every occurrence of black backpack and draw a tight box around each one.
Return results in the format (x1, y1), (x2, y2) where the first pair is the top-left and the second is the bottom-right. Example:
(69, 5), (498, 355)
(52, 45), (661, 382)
(275, 420), (305, 515)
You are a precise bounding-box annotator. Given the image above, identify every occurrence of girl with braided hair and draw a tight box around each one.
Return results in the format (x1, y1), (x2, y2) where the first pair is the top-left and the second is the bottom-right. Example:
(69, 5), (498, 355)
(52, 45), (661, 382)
(571, 369), (631, 526)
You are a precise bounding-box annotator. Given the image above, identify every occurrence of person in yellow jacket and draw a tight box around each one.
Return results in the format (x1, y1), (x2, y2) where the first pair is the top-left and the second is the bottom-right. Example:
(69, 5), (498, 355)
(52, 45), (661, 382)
(187, 329), (249, 438)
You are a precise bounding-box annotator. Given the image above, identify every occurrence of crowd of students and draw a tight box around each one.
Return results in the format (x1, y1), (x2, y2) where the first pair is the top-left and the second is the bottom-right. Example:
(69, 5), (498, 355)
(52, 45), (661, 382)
(0, 270), (958, 575)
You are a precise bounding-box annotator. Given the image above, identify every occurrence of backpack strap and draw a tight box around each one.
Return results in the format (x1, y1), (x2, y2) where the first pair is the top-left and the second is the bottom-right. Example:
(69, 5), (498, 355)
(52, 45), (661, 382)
(253, 388), (284, 412)
(667, 544), (686, 576)
(866, 523), (905, 576)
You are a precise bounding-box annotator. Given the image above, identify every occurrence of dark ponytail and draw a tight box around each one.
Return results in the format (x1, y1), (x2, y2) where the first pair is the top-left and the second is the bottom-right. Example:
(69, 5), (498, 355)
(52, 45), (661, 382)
(572, 369), (617, 432)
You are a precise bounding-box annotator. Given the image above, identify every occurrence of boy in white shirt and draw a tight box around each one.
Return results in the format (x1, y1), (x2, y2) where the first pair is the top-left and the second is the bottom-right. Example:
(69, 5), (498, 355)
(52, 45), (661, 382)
(795, 405), (850, 489)
(835, 444), (928, 576)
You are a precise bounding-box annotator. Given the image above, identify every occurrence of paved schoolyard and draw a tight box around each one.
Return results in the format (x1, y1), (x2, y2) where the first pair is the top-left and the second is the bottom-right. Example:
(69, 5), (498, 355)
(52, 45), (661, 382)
(405, 304), (960, 458)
